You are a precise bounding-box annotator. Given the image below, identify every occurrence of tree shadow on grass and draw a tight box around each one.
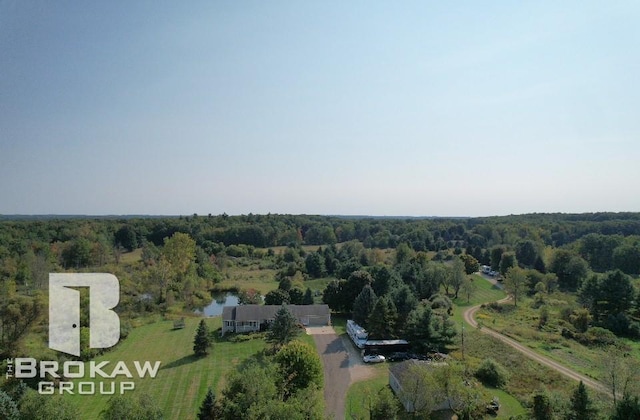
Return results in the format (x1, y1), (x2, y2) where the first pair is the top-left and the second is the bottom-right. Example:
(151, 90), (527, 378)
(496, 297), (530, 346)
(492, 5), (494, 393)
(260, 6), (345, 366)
(161, 354), (201, 370)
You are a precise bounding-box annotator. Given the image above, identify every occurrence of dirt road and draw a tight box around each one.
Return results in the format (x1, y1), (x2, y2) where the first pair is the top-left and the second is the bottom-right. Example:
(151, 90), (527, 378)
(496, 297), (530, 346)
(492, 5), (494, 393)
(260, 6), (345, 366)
(463, 299), (611, 396)
(308, 326), (375, 419)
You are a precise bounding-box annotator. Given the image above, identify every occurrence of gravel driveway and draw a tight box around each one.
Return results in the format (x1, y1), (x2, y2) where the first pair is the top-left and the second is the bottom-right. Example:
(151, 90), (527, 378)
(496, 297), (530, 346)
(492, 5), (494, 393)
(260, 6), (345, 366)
(307, 326), (376, 419)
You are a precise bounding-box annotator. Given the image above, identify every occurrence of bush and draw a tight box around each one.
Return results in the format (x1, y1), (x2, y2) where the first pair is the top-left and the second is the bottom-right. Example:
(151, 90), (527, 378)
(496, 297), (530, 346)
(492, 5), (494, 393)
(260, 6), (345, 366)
(226, 244), (249, 258)
(583, 327), (617, 346)
(567, 326), (618, 346)
(629, 322), (640, 339)
(475, 358), (509, 388)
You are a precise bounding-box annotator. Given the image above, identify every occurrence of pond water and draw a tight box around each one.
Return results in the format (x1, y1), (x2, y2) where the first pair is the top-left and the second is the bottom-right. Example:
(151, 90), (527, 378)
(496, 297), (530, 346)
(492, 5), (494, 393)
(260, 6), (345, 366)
(196, 292), (239, 316)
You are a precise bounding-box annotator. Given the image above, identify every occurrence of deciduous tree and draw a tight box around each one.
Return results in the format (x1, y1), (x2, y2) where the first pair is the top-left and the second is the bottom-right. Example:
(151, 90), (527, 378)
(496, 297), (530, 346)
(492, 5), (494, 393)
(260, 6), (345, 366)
(275, 340), (323, 399)
(460, 276), (477, 303)
(265, 289), (290, 305)
(460, 253), (480, 275)
(549, 250), (588, 291)
(162, 232), (196, 280)
(370, 387), (399, 420)
(504, 267), (527, 306)
(447, 257), (466, 299)
(397, 363), (439, 416)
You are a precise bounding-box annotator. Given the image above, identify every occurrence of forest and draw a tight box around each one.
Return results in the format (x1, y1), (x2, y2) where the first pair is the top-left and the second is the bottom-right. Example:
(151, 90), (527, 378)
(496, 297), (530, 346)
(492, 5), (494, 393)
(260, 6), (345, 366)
(1, 212), (640, 418)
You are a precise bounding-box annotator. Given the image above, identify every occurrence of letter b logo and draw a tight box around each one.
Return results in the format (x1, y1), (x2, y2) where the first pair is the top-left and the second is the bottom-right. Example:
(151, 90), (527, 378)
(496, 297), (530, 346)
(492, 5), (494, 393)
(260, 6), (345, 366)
(49, 273), (120, 357)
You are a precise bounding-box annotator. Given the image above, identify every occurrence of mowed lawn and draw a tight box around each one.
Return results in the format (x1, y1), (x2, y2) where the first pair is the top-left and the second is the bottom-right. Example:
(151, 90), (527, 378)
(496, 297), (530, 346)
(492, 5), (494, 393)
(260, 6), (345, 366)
(451, 274), (506, 325)
(65, 317), (265, 419)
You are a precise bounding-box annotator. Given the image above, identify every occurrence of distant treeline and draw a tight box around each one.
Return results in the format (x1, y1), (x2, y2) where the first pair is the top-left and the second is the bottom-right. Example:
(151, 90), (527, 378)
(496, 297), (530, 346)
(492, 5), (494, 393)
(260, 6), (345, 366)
(1, 212), (640, 259)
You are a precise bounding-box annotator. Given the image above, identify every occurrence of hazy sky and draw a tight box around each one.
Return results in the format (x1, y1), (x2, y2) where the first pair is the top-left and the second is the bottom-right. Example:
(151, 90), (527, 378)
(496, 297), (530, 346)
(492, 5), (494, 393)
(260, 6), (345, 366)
(1, 1), (639, 217)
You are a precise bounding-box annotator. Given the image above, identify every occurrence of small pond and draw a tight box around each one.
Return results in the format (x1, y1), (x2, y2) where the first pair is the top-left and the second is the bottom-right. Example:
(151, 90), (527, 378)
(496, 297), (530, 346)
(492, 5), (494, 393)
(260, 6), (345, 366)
(195, 292), (239, 317)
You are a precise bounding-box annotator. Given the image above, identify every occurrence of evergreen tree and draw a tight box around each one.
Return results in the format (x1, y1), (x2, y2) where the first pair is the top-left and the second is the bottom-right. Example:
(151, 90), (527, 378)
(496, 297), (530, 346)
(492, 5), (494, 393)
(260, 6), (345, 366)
(197, 388), (218, 420)
(566, 381), (597, 420)
(267, 306), (301, 348)
(611, 394), (640, 420)
(0, 391), (19, 420)
(287, 287), (304, 305)
(193, 319), (211, 356)
(367, 296), (397, 339)
(304, 252), (326, 278)
(405, 304), (456, 353)
(531, 391), (553, 420)
(352, 285), (377, 328)
(302, 287), (314, 305)
(390, 284), (418, 332)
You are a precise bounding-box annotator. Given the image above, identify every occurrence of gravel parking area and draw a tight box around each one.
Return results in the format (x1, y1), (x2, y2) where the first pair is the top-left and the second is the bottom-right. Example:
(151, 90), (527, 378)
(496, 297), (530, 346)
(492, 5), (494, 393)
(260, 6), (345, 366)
(307, 326), (376, 419)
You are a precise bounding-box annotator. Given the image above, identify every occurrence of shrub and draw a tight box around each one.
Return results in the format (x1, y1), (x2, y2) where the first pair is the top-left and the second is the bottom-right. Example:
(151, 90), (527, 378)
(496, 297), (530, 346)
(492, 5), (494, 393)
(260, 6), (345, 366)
(487, 301), (503, 312)
(583, 327), (617, 346)
(229, 334), (252, 343)
(475, 358), (509, 388)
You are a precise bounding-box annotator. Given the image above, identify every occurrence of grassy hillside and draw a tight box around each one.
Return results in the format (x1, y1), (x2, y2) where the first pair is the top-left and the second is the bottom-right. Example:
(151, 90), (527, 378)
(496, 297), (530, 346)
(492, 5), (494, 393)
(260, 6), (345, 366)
(65, 317), (266, 419)
(451, 275), (506, 325)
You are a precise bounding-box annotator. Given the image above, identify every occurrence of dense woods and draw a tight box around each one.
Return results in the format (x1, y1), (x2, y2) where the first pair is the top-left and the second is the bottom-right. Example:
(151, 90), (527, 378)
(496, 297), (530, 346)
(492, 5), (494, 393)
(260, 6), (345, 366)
(2, 212), (640, 359)
(2, 212), (640, 418)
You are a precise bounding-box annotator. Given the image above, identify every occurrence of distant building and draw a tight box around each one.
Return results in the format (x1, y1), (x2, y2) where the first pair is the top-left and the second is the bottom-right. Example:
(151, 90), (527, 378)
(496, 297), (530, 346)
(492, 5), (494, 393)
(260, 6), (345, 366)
(221, 304), (330, 335)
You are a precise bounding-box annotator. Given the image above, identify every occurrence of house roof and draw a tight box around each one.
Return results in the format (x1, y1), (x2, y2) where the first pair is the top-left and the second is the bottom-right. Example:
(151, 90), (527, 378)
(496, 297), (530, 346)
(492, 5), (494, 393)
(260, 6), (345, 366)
(389, 359), (429, 379)
(389, 359), (457, 413)
(222, 304), (330, 322)
(389, 359), (448, 380)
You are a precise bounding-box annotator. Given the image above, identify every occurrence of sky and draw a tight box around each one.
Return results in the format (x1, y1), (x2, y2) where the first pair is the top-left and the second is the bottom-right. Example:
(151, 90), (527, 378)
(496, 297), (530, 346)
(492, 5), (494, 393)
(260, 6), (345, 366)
(1, 1), (639, 217)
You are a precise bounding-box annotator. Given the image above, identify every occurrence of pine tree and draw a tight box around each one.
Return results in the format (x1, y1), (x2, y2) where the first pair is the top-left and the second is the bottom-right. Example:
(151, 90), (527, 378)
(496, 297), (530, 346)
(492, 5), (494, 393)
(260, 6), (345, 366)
(352, 285), (377, 328)
(532, 391), (553, 420)
(302, 287), (314, 305)
(197, 388), (217, 420)
(566, 381), (597, 420)
(367, 296), (397, 339)
(267, 305), (301, 348)
(612, 394), (640, 420)
(193, 319), (211, 356)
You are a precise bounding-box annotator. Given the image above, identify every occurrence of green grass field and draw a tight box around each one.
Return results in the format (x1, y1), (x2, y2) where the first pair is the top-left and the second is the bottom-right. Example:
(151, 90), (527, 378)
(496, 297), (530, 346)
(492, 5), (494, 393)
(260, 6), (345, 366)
(217, 264), (279, 295)
(344, 369), (389, 419)
(64, 317), (267, 419)
(451, 275), (506, 326)
(474, 292), (617, 382)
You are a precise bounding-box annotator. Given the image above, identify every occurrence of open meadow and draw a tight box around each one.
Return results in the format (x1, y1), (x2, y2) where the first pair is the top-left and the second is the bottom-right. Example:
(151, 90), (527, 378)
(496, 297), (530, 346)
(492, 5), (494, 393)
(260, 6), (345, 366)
(64, 317), (276, 419)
